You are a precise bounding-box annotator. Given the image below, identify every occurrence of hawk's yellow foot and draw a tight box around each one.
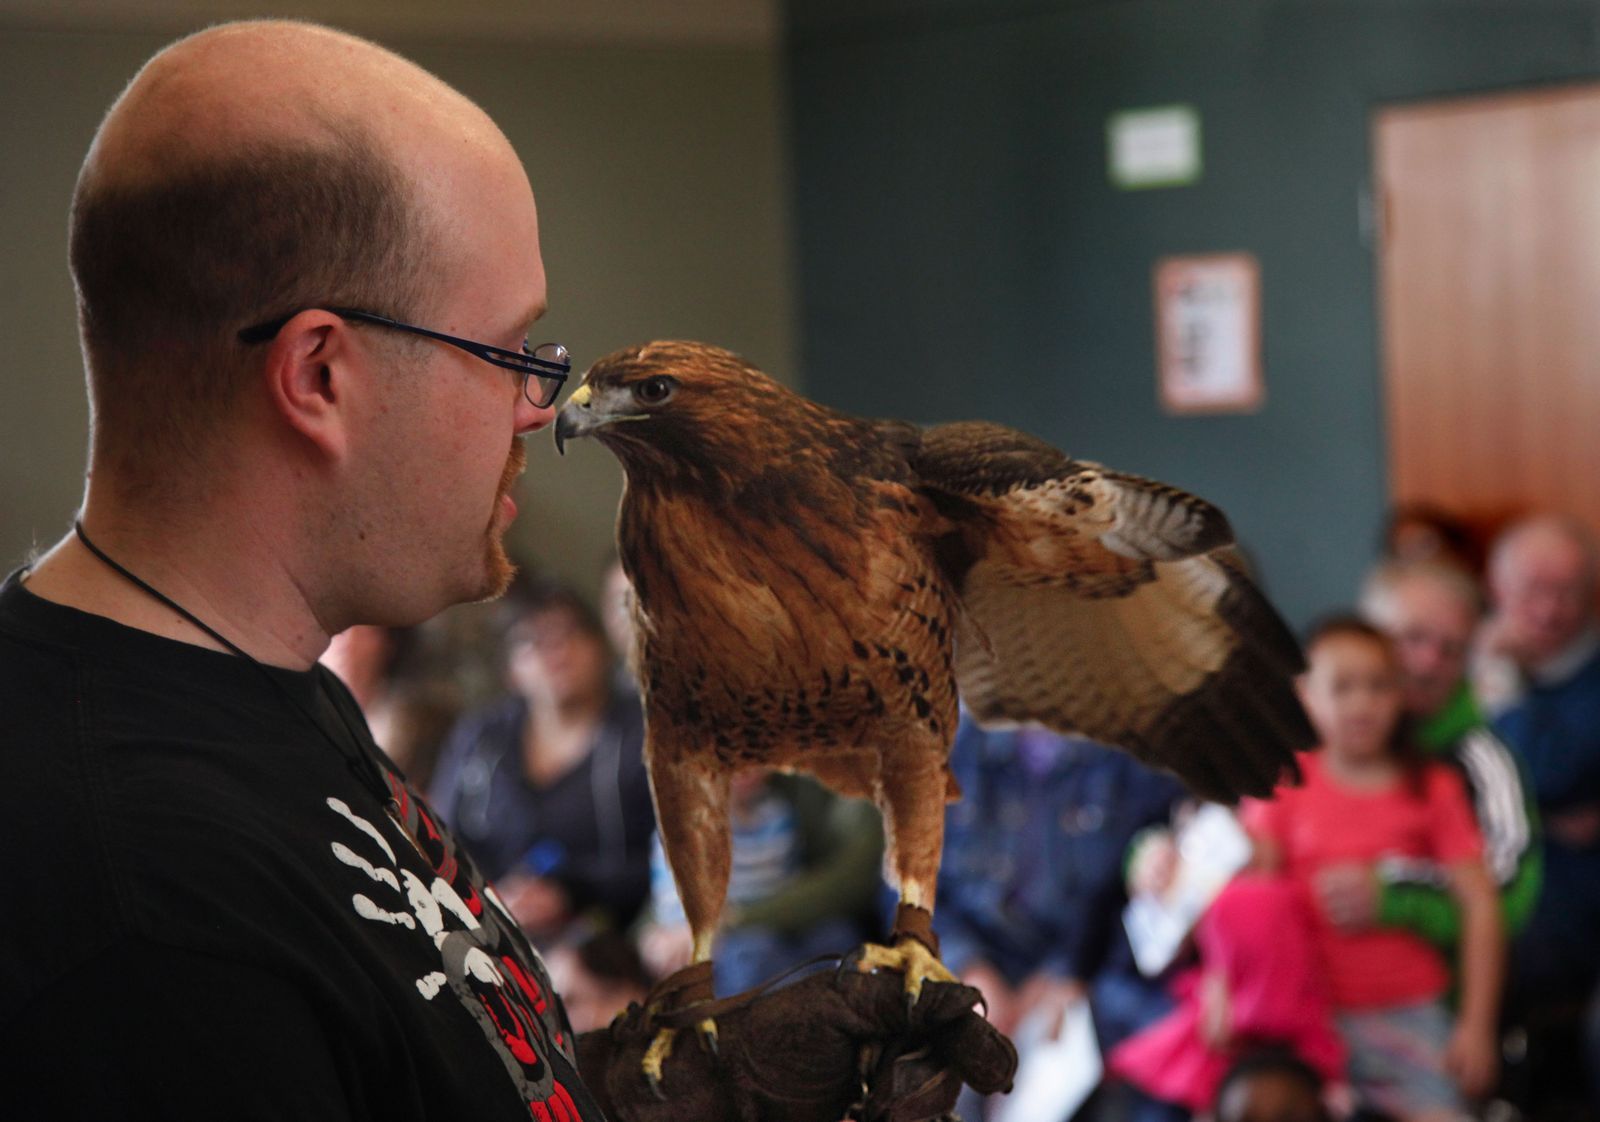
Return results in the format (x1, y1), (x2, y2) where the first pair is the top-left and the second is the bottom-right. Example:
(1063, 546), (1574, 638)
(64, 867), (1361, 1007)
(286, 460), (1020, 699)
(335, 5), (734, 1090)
(852, 937), (957, 1008)
(641, 1018), (720, 1097)
(850, 902), (955, 1010)
(641, 1026), (675, 1098)
(640, 960), (719, 1095)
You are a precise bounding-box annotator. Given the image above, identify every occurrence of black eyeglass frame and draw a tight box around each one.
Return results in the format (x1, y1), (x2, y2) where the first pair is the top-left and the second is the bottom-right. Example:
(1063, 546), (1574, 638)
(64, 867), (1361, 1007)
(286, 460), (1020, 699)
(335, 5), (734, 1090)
(238, 307), (571, 408)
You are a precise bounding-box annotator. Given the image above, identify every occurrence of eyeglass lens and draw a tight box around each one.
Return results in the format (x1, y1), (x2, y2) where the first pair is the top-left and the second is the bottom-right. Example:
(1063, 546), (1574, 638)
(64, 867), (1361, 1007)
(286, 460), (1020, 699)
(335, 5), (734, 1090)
(525, 343), (570, 407)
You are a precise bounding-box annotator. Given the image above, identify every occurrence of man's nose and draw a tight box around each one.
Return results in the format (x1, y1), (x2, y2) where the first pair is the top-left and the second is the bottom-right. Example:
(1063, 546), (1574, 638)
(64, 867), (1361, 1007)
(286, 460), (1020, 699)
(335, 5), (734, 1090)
(516, 396), (557, 436)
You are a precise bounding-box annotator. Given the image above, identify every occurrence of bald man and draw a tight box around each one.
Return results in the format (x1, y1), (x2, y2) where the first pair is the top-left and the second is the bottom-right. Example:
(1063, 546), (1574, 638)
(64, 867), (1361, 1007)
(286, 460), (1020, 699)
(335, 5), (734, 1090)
(1480, 516), (1600, 841)
(0, 20), (607, 1121)
(1478, 515), (1600, 1108)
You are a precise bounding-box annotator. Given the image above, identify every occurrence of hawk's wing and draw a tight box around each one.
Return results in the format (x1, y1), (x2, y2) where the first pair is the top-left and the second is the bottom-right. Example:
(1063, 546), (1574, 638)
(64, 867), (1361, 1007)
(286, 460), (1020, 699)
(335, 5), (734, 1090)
(910, 421), (1312, 802)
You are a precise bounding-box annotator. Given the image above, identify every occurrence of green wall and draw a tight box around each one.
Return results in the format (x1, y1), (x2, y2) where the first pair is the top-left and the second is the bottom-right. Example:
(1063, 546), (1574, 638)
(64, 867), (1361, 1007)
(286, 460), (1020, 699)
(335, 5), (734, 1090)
(785, 0), (1600, 628)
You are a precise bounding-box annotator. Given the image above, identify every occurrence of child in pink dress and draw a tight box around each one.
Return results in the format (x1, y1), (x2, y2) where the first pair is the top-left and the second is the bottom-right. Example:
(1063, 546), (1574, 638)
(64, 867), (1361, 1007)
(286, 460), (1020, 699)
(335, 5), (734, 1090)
(1107, 871), (1347, 1112)
(1244, 617), (1503, 1121)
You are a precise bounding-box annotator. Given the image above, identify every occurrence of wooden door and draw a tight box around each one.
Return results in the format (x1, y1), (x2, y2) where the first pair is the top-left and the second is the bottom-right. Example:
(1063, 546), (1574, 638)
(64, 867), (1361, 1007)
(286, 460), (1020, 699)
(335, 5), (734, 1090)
(1375, 84), (1600, 546)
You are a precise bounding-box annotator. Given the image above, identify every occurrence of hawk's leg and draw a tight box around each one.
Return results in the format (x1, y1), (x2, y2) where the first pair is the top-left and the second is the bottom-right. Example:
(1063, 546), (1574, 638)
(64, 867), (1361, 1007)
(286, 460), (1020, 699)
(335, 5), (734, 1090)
(641, 759), (731, 1090)
(853, 750), (957, 1006)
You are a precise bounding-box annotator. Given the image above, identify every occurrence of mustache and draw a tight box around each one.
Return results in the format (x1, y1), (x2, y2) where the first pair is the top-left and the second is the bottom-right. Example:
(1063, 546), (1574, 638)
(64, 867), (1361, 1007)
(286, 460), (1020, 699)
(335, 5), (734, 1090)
(498, 438), (528, 496)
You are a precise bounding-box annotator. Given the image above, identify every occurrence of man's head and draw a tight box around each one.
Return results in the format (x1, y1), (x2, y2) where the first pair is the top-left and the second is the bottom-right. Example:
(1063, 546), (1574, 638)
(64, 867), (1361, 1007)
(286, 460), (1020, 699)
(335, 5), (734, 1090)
(1488, 514), (1598, 667)
(73, 21), (555, 625)
(501, 579), (611, 710)
(1360, 559), (1481, 717)
(1214, 1049), (1329, 1122)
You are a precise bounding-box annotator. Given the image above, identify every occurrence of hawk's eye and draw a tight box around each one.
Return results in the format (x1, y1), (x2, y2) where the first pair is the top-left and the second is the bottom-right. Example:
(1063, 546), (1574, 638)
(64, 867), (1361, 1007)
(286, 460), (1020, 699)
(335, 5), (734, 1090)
(633, 376), (676, 406)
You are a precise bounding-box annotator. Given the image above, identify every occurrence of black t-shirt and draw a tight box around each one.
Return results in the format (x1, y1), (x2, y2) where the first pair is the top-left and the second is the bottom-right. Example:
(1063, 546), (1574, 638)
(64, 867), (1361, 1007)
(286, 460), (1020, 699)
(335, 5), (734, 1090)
(0, 571), (605, 1120)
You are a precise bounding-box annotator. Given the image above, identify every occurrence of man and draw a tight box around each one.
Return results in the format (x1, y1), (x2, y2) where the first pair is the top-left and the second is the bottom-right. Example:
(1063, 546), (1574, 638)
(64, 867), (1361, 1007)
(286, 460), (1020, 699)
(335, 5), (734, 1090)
(1, 20), (595, 1120)
(1309, 558), (1541, 945)
(0, 21), (1008, 1120)
(1476, 515), (1600, 1105)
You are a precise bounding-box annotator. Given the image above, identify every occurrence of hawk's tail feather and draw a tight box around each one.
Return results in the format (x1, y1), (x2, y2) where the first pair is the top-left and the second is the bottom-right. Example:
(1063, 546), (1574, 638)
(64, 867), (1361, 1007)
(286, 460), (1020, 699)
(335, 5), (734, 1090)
(1138, 631), (1313, 802)
(1131, 712), (1241, 805)
(1213, 563), (1305, 677)
(1192, 651), (1311, 793)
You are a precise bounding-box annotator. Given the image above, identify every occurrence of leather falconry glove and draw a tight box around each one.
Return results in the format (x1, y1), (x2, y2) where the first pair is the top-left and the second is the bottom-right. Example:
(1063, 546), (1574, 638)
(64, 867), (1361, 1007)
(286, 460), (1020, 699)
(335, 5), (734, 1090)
(575, 966), (1017, 1122)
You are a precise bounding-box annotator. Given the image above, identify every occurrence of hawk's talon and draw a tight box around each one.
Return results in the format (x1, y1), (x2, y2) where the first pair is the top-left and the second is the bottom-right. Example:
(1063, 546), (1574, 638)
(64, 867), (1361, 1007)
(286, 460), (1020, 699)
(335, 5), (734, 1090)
(641, 1025), (676, 1093)
(852, 936), (957, 1009)
(639, 1013), (718, 1094)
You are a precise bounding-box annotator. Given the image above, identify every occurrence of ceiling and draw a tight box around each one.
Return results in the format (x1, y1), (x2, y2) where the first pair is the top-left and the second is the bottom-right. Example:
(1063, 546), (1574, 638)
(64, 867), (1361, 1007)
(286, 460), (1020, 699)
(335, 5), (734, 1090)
(0, 0), (779, 47)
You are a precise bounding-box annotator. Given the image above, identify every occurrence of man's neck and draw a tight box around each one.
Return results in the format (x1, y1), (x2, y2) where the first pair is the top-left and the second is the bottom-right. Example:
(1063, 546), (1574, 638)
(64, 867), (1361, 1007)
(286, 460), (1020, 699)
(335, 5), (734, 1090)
(1528, 625), (1600, 687)
(1415, 680), (1482, 752)
(23, 507), (330, 670)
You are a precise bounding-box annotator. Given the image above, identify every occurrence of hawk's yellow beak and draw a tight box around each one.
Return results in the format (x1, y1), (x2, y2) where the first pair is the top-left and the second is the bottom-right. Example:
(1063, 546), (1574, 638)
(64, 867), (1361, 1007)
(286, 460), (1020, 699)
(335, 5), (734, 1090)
(555, 381), (596, 455)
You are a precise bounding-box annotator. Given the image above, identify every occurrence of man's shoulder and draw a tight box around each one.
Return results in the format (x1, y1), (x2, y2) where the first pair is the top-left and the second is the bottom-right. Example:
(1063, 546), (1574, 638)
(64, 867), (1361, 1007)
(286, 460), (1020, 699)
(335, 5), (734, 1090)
(1570, 638), (1600, 686)
(1528, 630), (1600, 697)
(0, 572), (89, 700)
(1500, 641), (1600, 736)
(0, 587), (367, 1019)
(0, 621), (130, 1020)
(0, 620), (85, 751)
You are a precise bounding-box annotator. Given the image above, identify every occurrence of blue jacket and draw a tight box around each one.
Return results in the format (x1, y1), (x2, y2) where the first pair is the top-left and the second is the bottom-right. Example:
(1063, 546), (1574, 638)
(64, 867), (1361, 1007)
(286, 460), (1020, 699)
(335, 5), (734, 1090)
(933, 716), (1185, 986)
(1493, 642), (1600, 815)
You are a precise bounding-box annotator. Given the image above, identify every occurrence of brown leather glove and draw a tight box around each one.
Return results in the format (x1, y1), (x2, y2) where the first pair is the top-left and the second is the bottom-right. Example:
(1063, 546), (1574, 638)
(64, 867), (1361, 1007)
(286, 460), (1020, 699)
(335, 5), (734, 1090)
(574, 967), (1017, 1122)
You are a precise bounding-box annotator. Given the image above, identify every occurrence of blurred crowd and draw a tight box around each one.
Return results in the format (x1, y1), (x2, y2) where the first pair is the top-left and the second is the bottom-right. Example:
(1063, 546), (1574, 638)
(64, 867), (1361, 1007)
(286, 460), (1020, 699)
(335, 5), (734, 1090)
(324, 506), (1600, 1122)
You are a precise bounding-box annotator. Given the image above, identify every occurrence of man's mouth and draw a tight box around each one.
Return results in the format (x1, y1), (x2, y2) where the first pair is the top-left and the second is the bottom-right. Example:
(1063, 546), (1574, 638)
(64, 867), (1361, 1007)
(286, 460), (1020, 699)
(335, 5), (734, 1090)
(493, 439), (528, 524)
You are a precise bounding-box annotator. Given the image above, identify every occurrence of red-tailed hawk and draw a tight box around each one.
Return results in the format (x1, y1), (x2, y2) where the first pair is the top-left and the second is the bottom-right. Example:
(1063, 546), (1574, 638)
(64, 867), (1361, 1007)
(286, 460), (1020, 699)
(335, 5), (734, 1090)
(554, 341), (1312, 1083)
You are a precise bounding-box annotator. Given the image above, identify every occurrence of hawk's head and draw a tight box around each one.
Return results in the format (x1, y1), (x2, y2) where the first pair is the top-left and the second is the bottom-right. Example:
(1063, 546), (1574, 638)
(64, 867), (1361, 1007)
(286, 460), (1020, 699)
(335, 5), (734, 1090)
(554, 340), (812, 490)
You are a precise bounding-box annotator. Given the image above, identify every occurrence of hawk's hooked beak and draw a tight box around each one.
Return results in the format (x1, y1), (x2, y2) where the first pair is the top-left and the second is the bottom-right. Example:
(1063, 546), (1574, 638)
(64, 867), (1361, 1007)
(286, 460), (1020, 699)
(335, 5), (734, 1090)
(555, 379), (649, 454)
(554, 383), (595, 456)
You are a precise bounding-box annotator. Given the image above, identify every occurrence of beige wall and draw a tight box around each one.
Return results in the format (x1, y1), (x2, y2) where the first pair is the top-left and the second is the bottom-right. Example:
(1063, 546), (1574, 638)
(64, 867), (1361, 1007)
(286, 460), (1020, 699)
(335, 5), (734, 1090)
(0, 21), (797, 602)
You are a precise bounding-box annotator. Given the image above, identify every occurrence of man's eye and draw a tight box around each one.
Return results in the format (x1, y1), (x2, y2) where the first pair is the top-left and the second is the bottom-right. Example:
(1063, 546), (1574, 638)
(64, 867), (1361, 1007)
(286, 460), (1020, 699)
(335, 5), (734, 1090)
(633, 376), (675, 405)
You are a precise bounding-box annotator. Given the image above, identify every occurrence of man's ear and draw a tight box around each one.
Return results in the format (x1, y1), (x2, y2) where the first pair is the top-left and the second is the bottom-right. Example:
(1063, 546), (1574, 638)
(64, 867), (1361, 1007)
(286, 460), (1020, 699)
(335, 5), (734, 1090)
(260, 309), (358, 459)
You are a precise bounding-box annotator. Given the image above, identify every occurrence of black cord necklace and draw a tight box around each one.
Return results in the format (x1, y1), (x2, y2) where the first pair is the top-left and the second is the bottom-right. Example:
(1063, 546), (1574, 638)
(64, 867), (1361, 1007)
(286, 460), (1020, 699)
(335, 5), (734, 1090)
(72, 520), (401, 814)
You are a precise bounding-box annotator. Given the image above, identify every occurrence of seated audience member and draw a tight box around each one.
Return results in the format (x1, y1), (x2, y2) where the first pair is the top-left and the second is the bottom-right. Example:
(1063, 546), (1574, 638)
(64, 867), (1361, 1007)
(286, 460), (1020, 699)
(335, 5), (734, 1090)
(1381, 503), (1483, 577)
(1476, 514), (1600, 1106)
(1244, 618), (1502, 1121)
(637, 770), (882, 995)
(1329, 560), (1541, 945)
(543, 930), (652, 1034)
(935, 715), (1185, 1122)
(321, 623), (461, 791)
(1213, 1048), (1336, 1122)
(430, 579), (654, 940)
(1107, 872), (1346, 1117)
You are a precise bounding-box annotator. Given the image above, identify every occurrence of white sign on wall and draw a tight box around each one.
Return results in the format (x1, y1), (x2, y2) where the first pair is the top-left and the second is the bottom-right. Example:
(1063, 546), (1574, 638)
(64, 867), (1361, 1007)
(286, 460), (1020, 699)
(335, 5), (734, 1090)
(1153, 253), (1264, 415)
(1108, 104), (1202, 189)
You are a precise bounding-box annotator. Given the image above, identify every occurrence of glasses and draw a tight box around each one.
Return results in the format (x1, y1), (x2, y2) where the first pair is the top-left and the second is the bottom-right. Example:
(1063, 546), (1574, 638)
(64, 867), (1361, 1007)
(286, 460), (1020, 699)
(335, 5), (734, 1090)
(238, 307), (571, 408)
